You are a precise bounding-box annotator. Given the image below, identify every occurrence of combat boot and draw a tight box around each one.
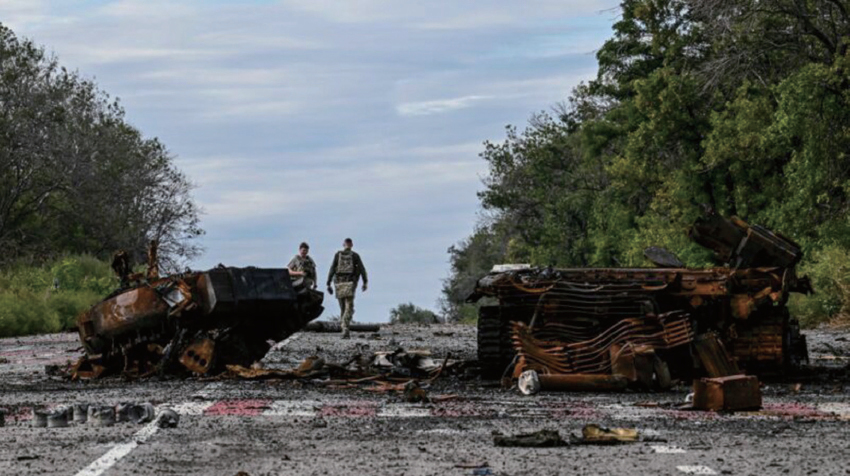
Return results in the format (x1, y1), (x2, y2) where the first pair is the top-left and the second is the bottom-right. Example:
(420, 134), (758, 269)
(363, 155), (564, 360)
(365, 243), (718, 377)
(342, 329), (351, 339)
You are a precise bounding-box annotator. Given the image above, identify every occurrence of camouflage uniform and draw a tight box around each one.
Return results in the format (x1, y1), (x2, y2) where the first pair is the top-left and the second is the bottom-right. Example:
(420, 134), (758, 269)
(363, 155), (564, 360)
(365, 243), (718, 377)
(326, 249), (368, 336)
(287, 254), (317, 289)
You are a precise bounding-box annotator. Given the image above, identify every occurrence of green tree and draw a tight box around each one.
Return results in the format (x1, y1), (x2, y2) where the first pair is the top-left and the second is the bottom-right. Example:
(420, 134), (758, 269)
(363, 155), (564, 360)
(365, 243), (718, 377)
(390, 303), (440, 325)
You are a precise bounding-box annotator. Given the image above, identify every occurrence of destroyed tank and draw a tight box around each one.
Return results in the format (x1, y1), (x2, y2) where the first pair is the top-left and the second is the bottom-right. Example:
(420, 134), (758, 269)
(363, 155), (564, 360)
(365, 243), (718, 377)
(74, 264), (324, 379)
(469, 212), (812, 381)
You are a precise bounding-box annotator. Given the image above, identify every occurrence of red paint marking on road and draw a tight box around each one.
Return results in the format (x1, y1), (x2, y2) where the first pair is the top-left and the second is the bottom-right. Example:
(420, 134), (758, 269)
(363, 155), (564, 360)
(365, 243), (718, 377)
(762, 403), (830, 420)
(6, 406), (34, 422)
(319, 402), (378, 418)
(204, 399), (272, 416)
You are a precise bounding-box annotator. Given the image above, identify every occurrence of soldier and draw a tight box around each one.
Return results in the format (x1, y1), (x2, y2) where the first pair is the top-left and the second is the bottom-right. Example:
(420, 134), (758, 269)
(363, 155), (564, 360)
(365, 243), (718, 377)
(288, 242), (317, 289)
(326, 238), (368, 339)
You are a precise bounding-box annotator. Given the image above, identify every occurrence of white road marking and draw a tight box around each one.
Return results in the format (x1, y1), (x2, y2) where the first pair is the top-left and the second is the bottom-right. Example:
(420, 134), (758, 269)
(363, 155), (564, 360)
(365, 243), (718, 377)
(171, 401), (215, 416)
(651, 445), (686, 454)
(377, 404), (432, 418)
(817, 402), (850, 420)
(677, 465), (717, 474)
(73, 419), (161, 476)
(74, 383), (220, 476)
(191, 381), (222, 400)
(265, 400), (320, 417)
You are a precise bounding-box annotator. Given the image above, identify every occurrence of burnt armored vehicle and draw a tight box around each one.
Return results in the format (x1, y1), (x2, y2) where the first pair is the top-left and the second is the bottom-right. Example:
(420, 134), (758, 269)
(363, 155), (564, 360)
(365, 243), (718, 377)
(469, 213), (812, 382)
(74, 263), (324, 379)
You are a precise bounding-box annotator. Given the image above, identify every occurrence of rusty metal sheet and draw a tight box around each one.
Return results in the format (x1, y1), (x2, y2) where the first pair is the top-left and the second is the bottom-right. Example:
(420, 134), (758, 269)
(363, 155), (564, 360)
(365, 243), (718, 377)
(694, 332), (741, 377)
(693, 375), (762, 411)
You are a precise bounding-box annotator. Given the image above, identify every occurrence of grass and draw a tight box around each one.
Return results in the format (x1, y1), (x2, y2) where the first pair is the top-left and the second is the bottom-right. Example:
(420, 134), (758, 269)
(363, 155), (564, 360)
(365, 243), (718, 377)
(0, 255), (117, 337)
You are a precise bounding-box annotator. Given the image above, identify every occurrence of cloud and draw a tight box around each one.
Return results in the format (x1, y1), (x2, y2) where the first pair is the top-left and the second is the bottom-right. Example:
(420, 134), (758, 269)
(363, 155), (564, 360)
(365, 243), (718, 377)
(3, 0), (621, 321)
(396, 95), (492, 117)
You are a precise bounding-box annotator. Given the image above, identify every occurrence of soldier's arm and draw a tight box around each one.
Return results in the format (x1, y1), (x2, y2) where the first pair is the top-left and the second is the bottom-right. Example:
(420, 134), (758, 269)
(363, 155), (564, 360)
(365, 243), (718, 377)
(287, 257), (305, 277)
(327, 253), (338, 286)
(356, 253), (368, 284)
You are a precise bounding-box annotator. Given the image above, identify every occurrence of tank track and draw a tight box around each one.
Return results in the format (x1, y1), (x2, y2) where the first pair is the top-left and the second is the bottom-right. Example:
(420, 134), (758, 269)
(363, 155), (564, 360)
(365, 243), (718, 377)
(477, 305), (515, 379)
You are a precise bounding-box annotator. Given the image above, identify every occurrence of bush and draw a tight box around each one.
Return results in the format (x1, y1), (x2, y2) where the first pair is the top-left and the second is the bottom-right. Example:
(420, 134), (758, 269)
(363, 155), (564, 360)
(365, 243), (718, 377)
(0, 290), (62, 337)
(455, 303), (479, 325)
(789, 244), (850, 328)
(47, 289), (104, 330)
(0, 255), (117, 337)
(389, 303), (440, 324)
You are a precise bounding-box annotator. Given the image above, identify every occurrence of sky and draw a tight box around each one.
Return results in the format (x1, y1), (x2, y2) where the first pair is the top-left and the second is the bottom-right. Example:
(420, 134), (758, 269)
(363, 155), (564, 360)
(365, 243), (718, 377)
(1, 0), (620, 322)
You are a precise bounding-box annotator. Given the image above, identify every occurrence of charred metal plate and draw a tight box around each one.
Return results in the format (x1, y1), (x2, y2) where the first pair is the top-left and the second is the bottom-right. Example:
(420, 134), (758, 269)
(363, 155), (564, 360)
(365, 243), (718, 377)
(179, 337), (215, 374)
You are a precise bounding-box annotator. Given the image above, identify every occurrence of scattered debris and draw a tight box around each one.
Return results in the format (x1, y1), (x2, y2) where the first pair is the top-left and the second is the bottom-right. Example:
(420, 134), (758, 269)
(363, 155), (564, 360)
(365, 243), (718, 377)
(157, 409), (179, 428)
(72, 404), (88, 424)
(493, 429), (567, 448)
(72, 259), (325, 379)
(517, 369), (628, 395)
(693, 375), (762, 412)
(31, 409), (47, 428)
(90, 406), (116, 427)
(433, 331), (455, 337)
(454, 462), (489, 469)
(46, 410), (68, 428)
(403, 381), (429, 403)
(574, 424), (639, 445)
(117, 402), (156, 424)
(304, 322), (380, 333)
(223, 347), (464, 398)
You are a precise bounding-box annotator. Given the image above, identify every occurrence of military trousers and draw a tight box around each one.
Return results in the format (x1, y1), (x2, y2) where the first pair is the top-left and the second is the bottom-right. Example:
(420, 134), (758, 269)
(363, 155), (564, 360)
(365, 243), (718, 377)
(337, 296), (355, 331)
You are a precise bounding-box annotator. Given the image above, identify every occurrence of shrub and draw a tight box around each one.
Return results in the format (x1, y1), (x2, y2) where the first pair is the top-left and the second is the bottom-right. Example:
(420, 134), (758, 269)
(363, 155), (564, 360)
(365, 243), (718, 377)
(0, 290), (62, 337)
(0, 255), (117, 337)
(789, 244), (850, 328)
(47, 289), (104, 330)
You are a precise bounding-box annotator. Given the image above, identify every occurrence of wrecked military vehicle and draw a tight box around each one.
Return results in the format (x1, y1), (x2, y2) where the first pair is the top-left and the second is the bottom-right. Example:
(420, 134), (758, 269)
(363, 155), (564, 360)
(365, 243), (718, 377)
(469, 212), (812, 387)
(73, 256), (324, 379)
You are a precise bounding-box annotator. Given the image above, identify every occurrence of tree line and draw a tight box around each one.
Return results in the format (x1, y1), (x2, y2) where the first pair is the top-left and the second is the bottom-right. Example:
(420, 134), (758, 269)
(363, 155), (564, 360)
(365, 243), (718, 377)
(443, 0), (850, 326)
(0, 23), (202, 270)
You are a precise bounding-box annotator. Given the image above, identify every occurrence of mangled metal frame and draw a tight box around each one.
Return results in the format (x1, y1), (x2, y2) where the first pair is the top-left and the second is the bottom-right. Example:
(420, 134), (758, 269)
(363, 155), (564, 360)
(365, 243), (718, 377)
(469, 211), (813, 387)
(74, 261), (324, 379)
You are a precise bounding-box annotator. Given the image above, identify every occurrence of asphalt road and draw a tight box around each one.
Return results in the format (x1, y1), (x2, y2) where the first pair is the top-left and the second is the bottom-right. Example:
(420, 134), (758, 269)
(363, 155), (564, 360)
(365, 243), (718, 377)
(1, 324), (849, 476)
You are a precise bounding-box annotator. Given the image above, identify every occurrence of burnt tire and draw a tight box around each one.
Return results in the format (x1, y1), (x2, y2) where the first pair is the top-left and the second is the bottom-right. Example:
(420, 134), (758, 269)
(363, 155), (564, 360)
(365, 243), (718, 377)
(477, 306), (514, 380)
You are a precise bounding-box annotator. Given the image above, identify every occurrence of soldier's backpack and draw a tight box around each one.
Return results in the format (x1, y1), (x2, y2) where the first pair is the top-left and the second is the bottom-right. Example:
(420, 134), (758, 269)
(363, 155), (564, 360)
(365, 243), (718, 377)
(336, 251), (355, 274)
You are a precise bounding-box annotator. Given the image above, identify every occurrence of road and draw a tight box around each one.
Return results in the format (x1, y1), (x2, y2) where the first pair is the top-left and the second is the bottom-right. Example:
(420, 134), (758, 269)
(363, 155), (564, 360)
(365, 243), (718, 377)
(1, 324), (849, 476)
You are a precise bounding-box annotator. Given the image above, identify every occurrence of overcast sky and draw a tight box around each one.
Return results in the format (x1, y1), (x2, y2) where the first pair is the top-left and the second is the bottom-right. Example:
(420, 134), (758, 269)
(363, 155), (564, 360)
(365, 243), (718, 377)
(2, 0), (619, 322)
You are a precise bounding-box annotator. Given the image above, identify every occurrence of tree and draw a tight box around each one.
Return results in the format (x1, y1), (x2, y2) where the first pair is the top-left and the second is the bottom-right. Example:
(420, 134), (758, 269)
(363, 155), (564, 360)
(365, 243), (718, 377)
(0, 23), (203, 269)
(445, 0), (850, 326)
(389, 303), (440, 325)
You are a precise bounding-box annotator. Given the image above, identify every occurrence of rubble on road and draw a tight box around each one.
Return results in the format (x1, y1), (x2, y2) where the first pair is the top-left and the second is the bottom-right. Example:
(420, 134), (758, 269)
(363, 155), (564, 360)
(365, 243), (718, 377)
(70, 242), (324, 379)
(304, 322), (380, 333)
(573, 424), (639, 445)
(224, 347), (466, 399)
(26, 402), (167, 428)
(493, 429), (567, 447)
(470, 211), (812, 405)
